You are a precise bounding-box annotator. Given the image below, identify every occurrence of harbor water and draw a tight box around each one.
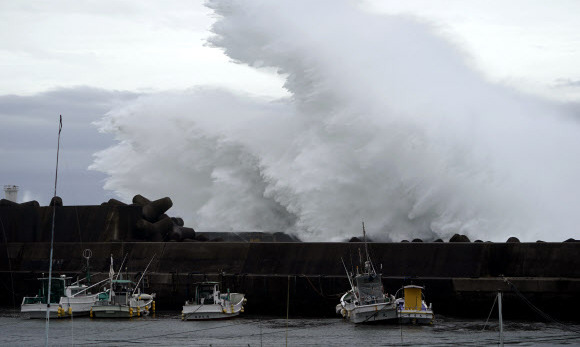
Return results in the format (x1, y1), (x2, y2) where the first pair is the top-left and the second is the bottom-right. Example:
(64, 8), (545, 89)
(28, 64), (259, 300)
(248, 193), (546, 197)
(1, 310), (579, 346)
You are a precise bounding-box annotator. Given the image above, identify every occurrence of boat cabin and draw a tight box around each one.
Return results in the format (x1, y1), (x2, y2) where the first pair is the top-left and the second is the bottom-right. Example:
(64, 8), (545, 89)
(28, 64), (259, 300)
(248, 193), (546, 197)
(64, 284), (90, 297)
(399, 285), (429, 311)
(190, 282), (220, 305)
(22, 275), (70, 305)
(355, 274), (386, 305)
(109, 279), (136, 305)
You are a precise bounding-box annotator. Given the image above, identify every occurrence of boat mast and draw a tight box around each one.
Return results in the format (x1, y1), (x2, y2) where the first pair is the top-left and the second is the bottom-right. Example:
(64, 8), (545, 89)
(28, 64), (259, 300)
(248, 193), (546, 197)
(133, 254), (157, 295)
(83, 248), (92, 285)
(362, 221), (370, 263)
(114, 253), (128, 281)
(109, 254), (114, 302)
(45, 115), (62, 346)
(362, 221), (375, 274)
(341, 257), (355, 292)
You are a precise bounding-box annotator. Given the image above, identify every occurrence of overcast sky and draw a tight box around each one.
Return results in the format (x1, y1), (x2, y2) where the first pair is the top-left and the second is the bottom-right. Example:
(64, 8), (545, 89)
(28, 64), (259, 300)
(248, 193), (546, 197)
(2, 0), (580, 208)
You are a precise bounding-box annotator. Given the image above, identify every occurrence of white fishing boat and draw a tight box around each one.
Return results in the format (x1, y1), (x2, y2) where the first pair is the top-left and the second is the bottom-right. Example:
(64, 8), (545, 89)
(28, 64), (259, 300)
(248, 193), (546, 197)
(394, 285), (434, 324)
(59, 283), (101, 315)
(21, 250), (106, 319)
(336, 223), (397, 324)
(21, 275), (103, 319)
(90, 279), (155, 318)
(21, 275), (67, 319)
(181, 281), (246, 320)
(90, 255), (156, 319)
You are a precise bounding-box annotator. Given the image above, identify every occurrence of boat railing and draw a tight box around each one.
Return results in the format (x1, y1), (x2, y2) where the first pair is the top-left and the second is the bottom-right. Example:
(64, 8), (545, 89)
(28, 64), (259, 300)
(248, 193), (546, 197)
(360, 296), (388, 305)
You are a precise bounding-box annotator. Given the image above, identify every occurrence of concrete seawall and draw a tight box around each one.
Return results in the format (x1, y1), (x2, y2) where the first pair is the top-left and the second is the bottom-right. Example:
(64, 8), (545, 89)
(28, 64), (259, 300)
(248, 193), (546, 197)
(1, 242), (579, 319)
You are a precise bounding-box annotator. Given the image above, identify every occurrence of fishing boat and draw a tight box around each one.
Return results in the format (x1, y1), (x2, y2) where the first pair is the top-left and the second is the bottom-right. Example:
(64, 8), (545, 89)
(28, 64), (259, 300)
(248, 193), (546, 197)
(21, 247), (105, 319)
(394, 285), (434, 324)
(90, 255), (156, 318)
(181, 281), (246, 320)
(20, 274), (104, 319)
(335, 223), (397, 324)
(90, 279), (155, 318)
(21, 275), (68, 319)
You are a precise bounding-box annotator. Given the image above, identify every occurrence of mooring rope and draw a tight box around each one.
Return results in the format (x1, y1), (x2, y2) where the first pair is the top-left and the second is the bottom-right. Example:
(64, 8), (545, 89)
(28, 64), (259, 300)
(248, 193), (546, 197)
(481, 292), (498, 331)
(505, 278), (580, 335)
(301, 274), (342, 298)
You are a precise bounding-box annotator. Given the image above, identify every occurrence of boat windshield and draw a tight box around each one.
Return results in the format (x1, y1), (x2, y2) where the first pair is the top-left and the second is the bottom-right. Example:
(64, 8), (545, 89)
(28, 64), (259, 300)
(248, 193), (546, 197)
(112, 280), (134, 293)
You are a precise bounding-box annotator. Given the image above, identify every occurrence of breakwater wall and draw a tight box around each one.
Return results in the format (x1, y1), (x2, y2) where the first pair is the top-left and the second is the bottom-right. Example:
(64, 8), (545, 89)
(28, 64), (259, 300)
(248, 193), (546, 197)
(1, 241), (579, 320)
(0, 198), (194, 242)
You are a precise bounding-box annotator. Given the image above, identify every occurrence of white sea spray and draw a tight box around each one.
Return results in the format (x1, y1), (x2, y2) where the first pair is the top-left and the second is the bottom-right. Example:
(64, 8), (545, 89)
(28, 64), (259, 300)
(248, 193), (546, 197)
(91, 0), (580, 242)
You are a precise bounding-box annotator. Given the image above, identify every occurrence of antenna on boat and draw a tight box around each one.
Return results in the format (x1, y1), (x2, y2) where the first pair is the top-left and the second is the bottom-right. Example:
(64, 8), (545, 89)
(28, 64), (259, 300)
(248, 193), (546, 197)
(362, 221), (370, 263)
(361, 221), (377, 275)
(114, 253), (128, 281)
(108, 254), (115, 302)
(133, 254), (157, 295)
(45, 115), (62, 346)
(83, 248), (92, 285)
(357, 248), (362, 274)
(341, 257), (355, 292)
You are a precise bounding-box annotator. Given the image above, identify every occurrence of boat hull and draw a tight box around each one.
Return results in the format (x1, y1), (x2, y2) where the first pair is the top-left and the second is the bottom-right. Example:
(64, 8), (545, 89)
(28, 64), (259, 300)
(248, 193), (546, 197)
(340, 303), (398, 324)
(91, 297), (154, 319)
(182, 296), (244, 321)
(91, 304), (133, 318)
(397, 310), (434, 324)
(90, 304), (151, 318)
(21, 294), (100, 319)
(20, 303), (60, 319)
(59, 294), (99, 316)
(182, 305), (241, 321)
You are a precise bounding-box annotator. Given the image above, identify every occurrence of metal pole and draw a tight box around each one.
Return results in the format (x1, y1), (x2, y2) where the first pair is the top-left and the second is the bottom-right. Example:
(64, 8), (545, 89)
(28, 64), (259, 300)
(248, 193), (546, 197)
(498, 291), (504, 347)
(45, 115), (62, 346)
(286, 275), (290, 347)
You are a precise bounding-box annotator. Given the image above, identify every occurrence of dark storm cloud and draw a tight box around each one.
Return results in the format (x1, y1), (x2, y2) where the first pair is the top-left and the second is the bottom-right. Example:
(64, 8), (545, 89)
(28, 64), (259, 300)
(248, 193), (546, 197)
(0, 86), (140, 205)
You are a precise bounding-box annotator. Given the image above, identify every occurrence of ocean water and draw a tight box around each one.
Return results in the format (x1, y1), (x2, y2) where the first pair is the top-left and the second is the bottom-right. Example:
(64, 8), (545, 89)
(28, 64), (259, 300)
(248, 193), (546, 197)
(1, 310), (579, 346)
